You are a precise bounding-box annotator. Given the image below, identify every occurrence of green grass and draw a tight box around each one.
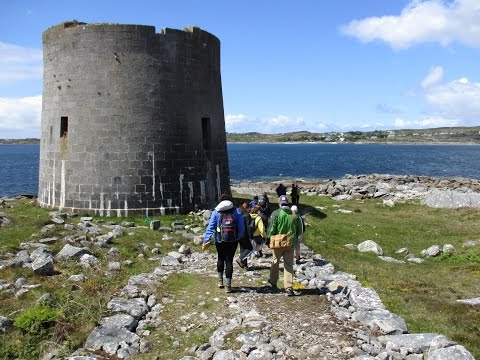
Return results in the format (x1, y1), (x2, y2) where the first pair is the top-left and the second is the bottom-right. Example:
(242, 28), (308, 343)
(0, 199), (206, 359)
(281, 194), (480, 358)
(2, 195), (480, 358)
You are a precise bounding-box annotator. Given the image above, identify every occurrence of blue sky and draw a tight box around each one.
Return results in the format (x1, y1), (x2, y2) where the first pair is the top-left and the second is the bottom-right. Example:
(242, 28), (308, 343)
(1, 0), (480, 138)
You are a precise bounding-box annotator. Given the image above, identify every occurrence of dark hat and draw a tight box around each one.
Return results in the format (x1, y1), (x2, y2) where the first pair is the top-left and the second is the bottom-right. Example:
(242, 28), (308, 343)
(278, 195), (288, 205)
(258, 199), (266, 206)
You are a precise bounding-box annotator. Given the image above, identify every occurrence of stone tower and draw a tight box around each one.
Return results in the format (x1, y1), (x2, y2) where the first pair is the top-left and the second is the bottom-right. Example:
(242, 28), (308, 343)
(38, 22), (230, 216)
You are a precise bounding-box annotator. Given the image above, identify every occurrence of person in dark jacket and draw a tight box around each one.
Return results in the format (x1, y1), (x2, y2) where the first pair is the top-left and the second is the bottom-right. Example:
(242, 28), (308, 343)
(203, 195), (245, 293)
(275, 183), (287, 197)
(236, 201), (254, 269)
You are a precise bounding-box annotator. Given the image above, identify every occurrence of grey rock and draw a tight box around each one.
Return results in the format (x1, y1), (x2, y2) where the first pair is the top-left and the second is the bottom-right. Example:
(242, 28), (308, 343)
(79, 254), (100, 268)
(108, 261), (121, 271)
(108, 247), (120, 256)
(209, 324), (237, 348)
(358, 240), (384, 256)
(69, 274), (86, 282)
(84, 325), (140, 352)
(39, 236), (59, 244)
(212, 350), (240, 360)
(246, 349), (274, 359)
(427, 345), (475, 360)
(99, 314), (138, 331)
(37, 293), (56, 304)
(107, 297), (149, 319)
(56, 244), (93, 261)
(421, 245), (442, 257)
(406, 256), (424, 264)
(395, 247), (410, 256)
(179, 244), (192, 255)
(349, 286), (385, 311)
(378, 256), (405, 264)
(32, 256), (56, 276)
(161, 255), (181, 267)
(378, 333), (449, 353)
(0, 316), (13, 333)
(352, 309), (408, 335)
(344, 243), (358, 250)
(442, 244), (455, 254)
(30, 247), (52, 261)
(6, 250), (31, 268)
(15, 277), (28, 288)
(236, 332), (269, 346)
(456, 297), (480, 305)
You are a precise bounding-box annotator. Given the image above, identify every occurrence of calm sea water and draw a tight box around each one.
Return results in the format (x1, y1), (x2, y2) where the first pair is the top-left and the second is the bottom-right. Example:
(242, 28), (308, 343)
(2, 143), (480, 197)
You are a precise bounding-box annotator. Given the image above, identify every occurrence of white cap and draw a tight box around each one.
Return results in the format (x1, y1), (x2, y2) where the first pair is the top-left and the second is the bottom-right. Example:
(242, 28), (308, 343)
(291, 205), (298, 212)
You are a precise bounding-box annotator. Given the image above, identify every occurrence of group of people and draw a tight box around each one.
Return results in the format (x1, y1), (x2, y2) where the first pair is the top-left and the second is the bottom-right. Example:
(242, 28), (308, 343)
(275, 183), (300, 206)
(202, 192), (305, 296)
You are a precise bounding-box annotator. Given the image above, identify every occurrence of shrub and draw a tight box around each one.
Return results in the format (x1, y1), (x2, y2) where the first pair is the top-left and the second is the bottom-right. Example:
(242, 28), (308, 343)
(14, 306), (62, 334)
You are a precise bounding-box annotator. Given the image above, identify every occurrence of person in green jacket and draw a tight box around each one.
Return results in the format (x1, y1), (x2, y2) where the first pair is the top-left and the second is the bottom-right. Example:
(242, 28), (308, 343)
(266, 195), (302, 296)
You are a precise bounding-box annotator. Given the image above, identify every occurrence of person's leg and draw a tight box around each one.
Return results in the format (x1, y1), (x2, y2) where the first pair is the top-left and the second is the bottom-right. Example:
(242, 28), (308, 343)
(215, 242), (225, 287)
(269, 248), (281, 287)
(283, 248), (295, 290)
(295, 236), (301, 262)
(224, 241), (238, 292)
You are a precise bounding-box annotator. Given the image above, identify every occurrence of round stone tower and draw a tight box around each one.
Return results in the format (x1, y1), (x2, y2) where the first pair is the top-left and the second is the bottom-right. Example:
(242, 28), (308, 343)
(38, 22), (230, 216)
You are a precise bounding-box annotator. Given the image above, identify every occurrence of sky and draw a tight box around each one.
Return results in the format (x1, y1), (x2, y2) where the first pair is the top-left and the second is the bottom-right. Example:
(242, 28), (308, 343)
(1, 0), (480, 138)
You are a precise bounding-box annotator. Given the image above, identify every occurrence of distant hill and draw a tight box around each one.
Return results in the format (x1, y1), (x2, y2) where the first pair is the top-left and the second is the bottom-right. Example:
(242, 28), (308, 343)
(3, 126), (480, 145)
(227, 126), (480, 144)
(0, 138), (40, 144)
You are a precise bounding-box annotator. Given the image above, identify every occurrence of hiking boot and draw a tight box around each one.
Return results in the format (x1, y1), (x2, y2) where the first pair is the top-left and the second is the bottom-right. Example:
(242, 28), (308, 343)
(267, 279), (278, 289)
(226, 286), (232, 293)
(218, 280), (224, 289)
(286, 288), (294, 297)
(236, 258), (245, 269)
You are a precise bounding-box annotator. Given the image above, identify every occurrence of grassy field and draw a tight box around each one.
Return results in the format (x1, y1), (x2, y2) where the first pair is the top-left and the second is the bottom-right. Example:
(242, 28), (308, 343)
(1, 194), (480, 358)
(284, 193), (480, 358)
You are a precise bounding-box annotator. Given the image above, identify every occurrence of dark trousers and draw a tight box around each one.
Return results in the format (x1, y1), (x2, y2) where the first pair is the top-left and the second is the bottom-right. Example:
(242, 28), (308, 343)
(215, 241), (239, 279)
(238, 236), (253, 266)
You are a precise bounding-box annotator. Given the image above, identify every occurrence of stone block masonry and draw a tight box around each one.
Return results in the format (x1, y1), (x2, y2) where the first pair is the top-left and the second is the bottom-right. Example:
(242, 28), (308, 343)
(38, 22), (230, 216)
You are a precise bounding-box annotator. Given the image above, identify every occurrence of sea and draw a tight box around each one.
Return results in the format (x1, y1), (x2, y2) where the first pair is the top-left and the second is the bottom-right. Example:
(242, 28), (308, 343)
(2, 143), (480, 197)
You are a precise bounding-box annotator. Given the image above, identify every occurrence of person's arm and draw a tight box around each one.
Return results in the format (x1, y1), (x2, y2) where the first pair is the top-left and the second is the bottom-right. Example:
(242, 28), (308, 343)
(235, 208), (245, 240)
(203, 211), (218, 244)
(257, 216), (266, 238)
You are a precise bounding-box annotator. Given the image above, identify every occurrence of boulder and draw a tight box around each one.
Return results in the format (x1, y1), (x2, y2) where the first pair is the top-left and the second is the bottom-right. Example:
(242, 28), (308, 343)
(427, 345), (475, 360)
(352, 309), (408, 335)
(358, 240), (384, 256)
(56, 244), (93, 261)
(421, 245), (442, 258)
(107, 297), (149, 319)
(32, 256), (55, 276)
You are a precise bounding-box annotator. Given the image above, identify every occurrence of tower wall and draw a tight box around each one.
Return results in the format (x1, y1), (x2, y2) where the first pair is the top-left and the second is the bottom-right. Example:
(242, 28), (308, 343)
(38, 22), (230, 216)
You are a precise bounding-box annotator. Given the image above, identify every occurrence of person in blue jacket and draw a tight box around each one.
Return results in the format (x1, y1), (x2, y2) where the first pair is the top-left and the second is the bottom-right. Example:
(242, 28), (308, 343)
(203, 194), (245, 293)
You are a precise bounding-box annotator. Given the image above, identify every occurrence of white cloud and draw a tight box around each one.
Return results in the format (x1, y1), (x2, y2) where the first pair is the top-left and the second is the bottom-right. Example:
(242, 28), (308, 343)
(393, 116), (460, 129)
(0, 42), (42, 84)
(423, 76), (480, 120)
(421, 66), (444, 88)
(0, 95), (42, 136)
(225, 113), (249, 132)
(263, 115), (305, 132)
(341, 0), (480, 49)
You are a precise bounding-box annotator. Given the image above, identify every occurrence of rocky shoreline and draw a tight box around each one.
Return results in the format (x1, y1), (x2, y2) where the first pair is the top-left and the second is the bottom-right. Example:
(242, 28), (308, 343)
(231, 173), (480, 209)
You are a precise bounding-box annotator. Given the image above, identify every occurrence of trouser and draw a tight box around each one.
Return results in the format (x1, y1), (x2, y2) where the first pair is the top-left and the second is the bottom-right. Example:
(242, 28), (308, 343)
(269, 246), (294, 289)
(295, 234), (303, 261)
(238, 237), (253, 266)
(215, 241), (239, 279)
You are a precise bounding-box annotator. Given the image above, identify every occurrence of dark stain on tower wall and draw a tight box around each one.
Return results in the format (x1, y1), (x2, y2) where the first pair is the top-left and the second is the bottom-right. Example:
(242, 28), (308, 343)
(38, 22), (230, 216)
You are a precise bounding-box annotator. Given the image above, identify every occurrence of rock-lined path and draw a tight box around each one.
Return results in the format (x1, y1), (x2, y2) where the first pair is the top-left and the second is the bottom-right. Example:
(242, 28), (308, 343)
(61, 243), (475, 360)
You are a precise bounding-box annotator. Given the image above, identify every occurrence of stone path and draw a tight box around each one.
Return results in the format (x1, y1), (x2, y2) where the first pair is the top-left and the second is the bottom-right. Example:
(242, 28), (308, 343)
(60, 243), (475, 360)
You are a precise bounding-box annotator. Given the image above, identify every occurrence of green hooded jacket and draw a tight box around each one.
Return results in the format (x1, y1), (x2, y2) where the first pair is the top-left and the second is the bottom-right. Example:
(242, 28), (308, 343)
(268, 208), (302, 247)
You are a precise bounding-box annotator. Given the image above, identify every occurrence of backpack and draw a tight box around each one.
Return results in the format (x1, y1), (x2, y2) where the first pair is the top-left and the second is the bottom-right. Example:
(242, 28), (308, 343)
(247, 215), (256, 239)
(217, 211), (237, 242)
